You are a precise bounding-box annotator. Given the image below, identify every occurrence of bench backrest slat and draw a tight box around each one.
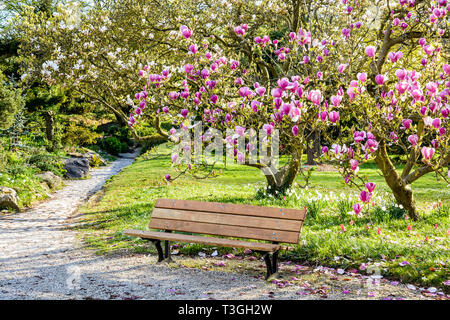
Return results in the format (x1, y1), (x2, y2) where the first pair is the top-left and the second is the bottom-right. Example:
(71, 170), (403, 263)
(155, 198), (305, 221)
(149, 199), (306, 244)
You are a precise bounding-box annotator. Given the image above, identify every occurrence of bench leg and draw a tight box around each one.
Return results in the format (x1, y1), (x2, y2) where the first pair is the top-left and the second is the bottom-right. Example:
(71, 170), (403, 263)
(263, 253), (273, 280)
(164, 240), (172, 262)
(259, 250), (279, 280)
(151, 240), (165, 262)
(272, 250), (279, 274)
(163, 230), (173, 262)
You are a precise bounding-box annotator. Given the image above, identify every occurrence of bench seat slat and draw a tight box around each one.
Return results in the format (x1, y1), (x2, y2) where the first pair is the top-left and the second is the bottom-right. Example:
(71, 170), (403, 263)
(149, 218), (300, 243)
(155, 199), (306, 221)
(123, 229), (281, 252)
(151, 208), (303, 232)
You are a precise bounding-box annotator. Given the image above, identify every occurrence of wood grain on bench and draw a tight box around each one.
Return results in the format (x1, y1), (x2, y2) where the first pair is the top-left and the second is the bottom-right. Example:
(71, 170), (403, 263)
(150, 199), (305, 244)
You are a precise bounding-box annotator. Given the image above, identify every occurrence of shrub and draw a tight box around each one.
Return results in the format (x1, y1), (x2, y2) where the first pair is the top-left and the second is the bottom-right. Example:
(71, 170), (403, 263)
(62, 122), (102, 146)
(99, 136), (123, 155)
(27, 153), (65, 176)
(89, 154), (104, 167)
(7, 163), (35, 176)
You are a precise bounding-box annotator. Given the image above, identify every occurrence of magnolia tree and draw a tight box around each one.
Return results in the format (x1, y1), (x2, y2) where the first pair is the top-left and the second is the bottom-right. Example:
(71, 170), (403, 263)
(128, 0), (379, 191)
(129, 21), (353, 194)
(15, 0), (214, 142)
(131, 0), (448, 221)
(321, 0), (450, 220)
(14, 0), (302, 143)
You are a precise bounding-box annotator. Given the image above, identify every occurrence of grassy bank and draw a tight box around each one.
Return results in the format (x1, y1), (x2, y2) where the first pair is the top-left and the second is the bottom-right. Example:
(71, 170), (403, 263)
(76, 143), (449, 291)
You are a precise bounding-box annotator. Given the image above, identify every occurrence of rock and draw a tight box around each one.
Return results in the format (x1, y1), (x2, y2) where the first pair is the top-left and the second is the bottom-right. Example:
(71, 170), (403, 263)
(63, 158), (90, 179)
(0, 186), (20, 211)
(37, 171), (63, 189)
(66, 152), (84, 158)
(67, 150), (107, 167)
(82, 152), (107, 167)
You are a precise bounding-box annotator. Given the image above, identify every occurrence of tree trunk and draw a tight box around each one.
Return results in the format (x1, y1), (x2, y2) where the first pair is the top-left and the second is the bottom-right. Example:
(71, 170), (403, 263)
(264, 152), (301, 196)
(306, 129), (320, 165)
(375, 140), (420, 220)
(43, 110), (55, 151)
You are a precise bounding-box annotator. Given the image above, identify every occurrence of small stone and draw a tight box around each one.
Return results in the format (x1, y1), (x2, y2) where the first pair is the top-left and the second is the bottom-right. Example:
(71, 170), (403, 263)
(0, 186), (20, 211)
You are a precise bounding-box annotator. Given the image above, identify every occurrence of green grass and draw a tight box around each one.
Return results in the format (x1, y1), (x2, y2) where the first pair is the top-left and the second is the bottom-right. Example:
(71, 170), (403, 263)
(76, 143), (449, 291)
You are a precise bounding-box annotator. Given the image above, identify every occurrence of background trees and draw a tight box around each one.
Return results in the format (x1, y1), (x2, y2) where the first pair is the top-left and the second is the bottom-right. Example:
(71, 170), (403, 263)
(0, 70), (24, 130)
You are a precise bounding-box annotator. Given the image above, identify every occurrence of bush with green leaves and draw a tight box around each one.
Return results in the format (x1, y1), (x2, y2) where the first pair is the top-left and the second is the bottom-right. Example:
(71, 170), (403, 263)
(27, 152), (65, 176)
(98, 136), (124, 156)
(0, 70), (24, 130)
(62, 122), (102, 147)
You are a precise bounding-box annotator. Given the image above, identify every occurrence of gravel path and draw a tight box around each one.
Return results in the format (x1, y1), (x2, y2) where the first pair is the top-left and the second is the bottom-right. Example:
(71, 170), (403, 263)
(0, 152), (442, 300)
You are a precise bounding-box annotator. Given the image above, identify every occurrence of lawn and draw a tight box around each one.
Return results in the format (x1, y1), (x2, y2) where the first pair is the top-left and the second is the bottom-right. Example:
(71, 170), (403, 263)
(76, 143), (449, 292)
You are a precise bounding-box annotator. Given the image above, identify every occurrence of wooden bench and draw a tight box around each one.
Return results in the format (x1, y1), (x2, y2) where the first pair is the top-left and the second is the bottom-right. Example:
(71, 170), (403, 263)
(124, 198), (307, 279)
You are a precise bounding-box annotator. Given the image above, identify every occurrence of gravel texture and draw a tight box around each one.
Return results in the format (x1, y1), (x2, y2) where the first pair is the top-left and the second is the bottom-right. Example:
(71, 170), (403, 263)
(0, 152), (442, 300)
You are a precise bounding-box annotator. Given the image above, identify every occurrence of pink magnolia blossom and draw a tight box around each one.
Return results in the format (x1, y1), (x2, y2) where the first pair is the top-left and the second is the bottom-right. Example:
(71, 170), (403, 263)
(320, 111), (328, 121)
(421, 147), (435, 161)
(338, 64), (348, 73)
(271, 87), (283, 98)
(432, 118), (441, 129)
(365, 182), (376, 193)
(263, 123), (274, 136)
(189, 44), (198, 54)
(365, 45), (376, 58)
(360, 190), (371, 203)
(329, 111), (340, 123)
(255, 86), (266, 96)
(408, 134), (418, 146)
(180, 25), (192, 39)
(401, 119), (412, 130)
(230, 60), (239, 70)
(239, 86), (252, 98)
(354, 131), (366, 143)
(395, 69), (407, 80)
(388, 51), (403, 63)
(180, 109), (189, 118)
(233, 25), (246, 36)
(375, 74), (385, 85)
(357, 72), (367, 83)
(330, 95), (342, 107)
(350, 159), (359, 171)
(169, 91), (180, 100)
(342, 28), (350, 38)
(443, 64), (450, 74)
(184, 64), (194, 74)
(353, 203), (362, 215)
(308, 90), (323, 105)
(250, 100), (260, 112)
(128, 114), (135, 126)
